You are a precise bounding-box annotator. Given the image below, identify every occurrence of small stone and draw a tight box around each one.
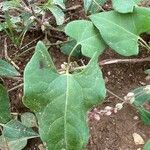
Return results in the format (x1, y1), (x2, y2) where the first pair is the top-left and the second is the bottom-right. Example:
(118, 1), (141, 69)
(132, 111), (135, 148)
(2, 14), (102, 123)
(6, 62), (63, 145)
(107, 71), (111, 75)
(115, 103), (123, 110)
(127, 92), (135, 97)
(38, 144), (45, 150)
(105, 111), (112, 116)
(133, 116), (139, 120)
(105, 106), (112, 111)
(144, 85), (150, 94)
(94, 114), (100, 121)
(113, 108), (118, 113)
(105, 77), (109, 83)
(133, 133), (145, 145)
(145, 76), (150, 81)
(139, 81), (146, 86)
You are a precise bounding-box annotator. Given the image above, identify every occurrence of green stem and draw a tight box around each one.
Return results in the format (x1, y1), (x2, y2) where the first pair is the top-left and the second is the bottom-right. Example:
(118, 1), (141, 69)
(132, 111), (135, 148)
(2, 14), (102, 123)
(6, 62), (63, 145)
(66, 44), (78, 73)
(67, 44), (78, 64)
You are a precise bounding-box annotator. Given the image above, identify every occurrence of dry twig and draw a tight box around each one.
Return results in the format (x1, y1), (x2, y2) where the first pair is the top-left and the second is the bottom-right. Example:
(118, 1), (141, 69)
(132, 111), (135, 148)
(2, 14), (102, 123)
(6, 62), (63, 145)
(4, 38), (20, 71)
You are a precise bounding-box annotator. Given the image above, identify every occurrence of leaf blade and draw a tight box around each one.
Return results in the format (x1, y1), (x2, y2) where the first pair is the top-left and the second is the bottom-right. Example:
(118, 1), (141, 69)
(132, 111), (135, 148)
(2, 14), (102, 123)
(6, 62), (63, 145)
(0, 84), (11, 124)
(90, 7), (150, 56)
(23, 41), (106, 149)
(65, 20), (106, 58)
(112, 0), (142, 13)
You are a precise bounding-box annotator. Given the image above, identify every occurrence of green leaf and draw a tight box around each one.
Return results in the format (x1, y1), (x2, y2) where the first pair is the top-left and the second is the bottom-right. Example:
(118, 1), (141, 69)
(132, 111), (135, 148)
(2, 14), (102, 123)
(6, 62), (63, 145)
(132, 85), (150, 124)
(41, 0), (65, 25)
(84, 0), (107, 13)
(53, 0), (65, 9)
(0, 0), (20, 11)
(65, 20), (106, 58)
(0, 120), (39, 150)
(0, 22), (7, 31)
(21, 112), (37, 127)
(0, 15), (21, 32)
(60, 39), (82, 57)
(0, 59), (19, 77)
(49, 5), (65, 25)
(144, 140), (150, 150)
(132, 86), (150, 107)
(139, 109), (150, 125)
(112, 0), (142, 13)
(0, 135), (27, 150)
(0, 84), (11, 124)
(23, 41), (106, 149)
(145, 69), (150, 75)
(84, 0), (92, 12)
(2, 120), (39, 139)
(90, 7), (150, 56)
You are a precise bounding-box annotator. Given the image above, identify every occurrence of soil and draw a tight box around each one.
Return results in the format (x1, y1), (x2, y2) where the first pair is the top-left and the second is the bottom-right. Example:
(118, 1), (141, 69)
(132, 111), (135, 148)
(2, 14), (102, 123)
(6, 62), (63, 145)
(0, 0), (150, 150)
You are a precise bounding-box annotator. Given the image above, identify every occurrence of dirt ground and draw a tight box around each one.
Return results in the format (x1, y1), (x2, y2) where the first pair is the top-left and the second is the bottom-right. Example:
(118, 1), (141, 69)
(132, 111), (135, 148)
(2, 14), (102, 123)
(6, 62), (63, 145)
(0, 0), (150, 150)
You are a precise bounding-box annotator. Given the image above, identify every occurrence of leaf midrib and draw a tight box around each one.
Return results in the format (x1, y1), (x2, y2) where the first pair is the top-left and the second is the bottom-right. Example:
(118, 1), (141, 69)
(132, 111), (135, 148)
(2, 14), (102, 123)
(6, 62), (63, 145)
(64, 73), (70, 149)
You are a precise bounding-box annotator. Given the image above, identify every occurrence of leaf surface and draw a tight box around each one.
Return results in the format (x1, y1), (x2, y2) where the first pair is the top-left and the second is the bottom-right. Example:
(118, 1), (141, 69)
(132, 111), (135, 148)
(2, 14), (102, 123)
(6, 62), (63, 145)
(144, 140), (150, 150)
(112, 0), (142, 13)
(2, 120), (39, 139)
(23, 41), (106, 149)
(84, 0), (107, 13)
(21, 112), (37, 127)
(65, 20), (106, 58)
(0, 120), (39, 150)
(0, 0), (20, 11)
(0, 59), (19, 77)
(53, 0), (65, 9)
(90, 7), (150, 56)
(60, 39), (82, 57)
(48, 5), (65, 25)
(0, 84), (11, 124)
(0, 135), (27, 150)
(132, 85), (150, 125)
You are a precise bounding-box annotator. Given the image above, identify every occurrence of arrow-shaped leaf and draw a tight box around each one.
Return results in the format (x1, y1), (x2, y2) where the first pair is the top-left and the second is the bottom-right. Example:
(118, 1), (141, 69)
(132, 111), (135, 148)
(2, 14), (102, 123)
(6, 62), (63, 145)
(23, 41), (106, 149)
(0, 84), (11, 124)
(90, 7), (150, 56)
(65, 20), (106, 58)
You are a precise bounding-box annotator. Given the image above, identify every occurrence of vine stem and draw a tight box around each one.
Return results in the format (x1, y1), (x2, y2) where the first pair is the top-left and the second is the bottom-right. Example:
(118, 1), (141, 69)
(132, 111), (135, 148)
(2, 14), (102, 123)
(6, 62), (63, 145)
(100, 57), (150, 65)
(67, 44), (78, 72)
(93, 0), (105, 12)
(8, 83), (23, 92)
(107, 89), (125, 103)
(4, 38), (20, 71)
(139, 37), (150, 51)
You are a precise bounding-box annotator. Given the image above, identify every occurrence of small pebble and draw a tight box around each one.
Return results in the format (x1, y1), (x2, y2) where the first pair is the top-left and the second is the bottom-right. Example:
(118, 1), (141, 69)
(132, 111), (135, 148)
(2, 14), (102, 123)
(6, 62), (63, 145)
(133, 133), (145, 145)
(133, 116), (139, 120)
